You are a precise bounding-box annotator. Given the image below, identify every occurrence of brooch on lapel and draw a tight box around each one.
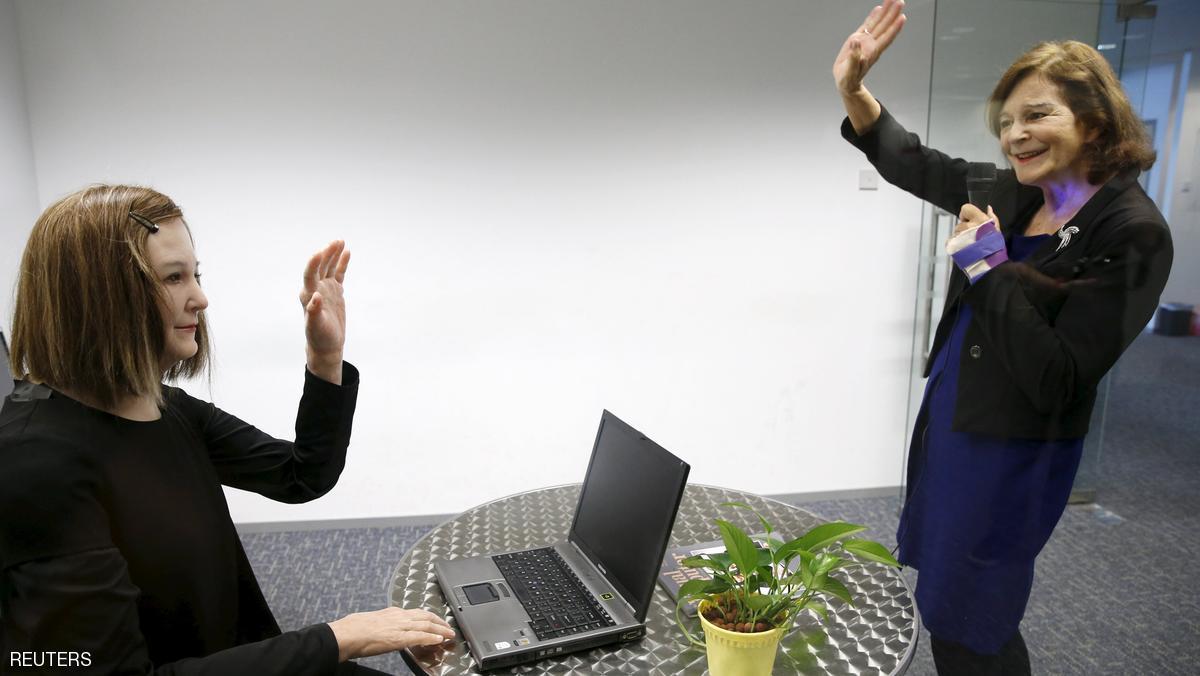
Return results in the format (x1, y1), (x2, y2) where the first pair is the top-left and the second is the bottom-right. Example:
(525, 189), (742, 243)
(1056, 225), (1080, 252)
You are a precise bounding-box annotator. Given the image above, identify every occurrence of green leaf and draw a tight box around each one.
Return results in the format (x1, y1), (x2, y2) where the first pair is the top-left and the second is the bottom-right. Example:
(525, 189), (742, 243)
(708, 552), (732, 571)
(757, 548), (774, 569)
(745, 595), (773, 611)
(791, 549), (816, 565)
(677, 579), (714, 599)
(813, 552), (840, 577)
(795, 522), (867, 552)
(721, 501), (774, 538)
(842, 539), (901, 568)
(763, 598), (793, 619)
(710, 570), (737, 588)
(800, 599), (829, 621)
(717, 519), (761, 580)
(703, 579), (732, 595)
(817, 575), (854, 606)
(750, 567), (773, 589)
(809, 571), (827, 593)
(772, 540), (820, 566)
(745, 571), (762, 591)
(774, 537), (809, 562)
(677, 577), (734, 601)
(679, 555), (716, 570)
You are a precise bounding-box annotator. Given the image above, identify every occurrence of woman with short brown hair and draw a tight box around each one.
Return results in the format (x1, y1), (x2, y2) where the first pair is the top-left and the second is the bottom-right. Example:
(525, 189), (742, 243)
(834, 1), (1172, 673)
(1, 185), (454, 674)
(985, 40), (1157, 185)
(10, 185), (211, 409)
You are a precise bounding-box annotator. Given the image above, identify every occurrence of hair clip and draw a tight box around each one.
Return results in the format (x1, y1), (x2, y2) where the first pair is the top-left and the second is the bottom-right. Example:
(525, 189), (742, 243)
(128, 211), (160, 234)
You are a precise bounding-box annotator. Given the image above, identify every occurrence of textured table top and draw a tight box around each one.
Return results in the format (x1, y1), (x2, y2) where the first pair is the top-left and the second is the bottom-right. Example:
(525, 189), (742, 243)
(389, 484), (915, 675)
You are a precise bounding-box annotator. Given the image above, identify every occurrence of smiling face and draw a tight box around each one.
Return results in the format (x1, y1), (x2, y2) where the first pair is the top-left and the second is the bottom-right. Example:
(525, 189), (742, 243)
(145, 217), (208, 371)
(998, 75), (1096, 189)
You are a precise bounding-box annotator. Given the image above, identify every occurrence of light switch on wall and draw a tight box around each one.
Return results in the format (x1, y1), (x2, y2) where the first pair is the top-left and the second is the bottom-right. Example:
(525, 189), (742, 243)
(859, 169), (879, 191)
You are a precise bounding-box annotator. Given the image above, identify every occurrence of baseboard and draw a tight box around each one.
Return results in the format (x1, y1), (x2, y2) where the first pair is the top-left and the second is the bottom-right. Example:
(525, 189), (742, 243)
(233, 485), (903, 534)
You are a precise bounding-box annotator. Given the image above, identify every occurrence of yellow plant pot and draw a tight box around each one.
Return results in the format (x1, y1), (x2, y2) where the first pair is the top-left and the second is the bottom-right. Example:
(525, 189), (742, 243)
(699, 604), (786, 676)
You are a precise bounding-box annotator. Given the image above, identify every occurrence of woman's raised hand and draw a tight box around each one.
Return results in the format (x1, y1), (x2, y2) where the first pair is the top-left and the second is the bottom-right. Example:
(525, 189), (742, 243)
(833, 0), (907, 97)
(300, 240), (351, 384)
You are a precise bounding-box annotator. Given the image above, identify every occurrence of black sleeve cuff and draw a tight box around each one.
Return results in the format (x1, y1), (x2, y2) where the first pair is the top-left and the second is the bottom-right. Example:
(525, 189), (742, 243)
(304, 623), (342, 673)
(304, 361), (361, 391)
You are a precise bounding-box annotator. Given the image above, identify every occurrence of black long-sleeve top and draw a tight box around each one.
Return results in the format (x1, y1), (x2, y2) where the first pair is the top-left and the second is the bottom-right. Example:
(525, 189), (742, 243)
(843, 108), (1173, 439)
(0, 364), (360, 674)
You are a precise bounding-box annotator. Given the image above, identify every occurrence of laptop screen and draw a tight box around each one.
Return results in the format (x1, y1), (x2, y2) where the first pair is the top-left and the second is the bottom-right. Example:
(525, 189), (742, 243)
(568, 411), (689, 621)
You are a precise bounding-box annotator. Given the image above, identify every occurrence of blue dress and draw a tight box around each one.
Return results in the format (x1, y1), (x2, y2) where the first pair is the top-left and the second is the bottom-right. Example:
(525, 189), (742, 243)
(897, 234), (1084, 654)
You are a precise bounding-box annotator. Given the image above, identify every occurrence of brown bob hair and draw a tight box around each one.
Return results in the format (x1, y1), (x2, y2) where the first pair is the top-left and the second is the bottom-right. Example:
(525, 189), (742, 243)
(9, 185), (210, 409)
(987, 40), (1156, 185)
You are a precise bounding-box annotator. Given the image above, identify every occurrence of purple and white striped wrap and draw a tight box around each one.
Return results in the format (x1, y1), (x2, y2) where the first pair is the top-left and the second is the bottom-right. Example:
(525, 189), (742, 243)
(947, 220), (1008, 283)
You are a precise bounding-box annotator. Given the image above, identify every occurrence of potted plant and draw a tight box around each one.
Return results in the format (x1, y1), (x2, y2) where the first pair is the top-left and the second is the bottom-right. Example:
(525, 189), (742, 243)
(674, 502), (901, 676)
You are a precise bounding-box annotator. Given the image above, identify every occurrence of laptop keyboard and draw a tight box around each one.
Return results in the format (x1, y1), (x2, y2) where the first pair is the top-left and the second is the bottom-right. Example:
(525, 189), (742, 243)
(492, 547), (617, 640)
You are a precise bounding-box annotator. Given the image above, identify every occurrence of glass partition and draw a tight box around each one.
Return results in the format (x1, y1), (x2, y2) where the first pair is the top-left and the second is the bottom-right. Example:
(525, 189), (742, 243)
(898, 6), (1197, 670)
(905, 0), (1198, 506)
(903, 0), (1105, 500)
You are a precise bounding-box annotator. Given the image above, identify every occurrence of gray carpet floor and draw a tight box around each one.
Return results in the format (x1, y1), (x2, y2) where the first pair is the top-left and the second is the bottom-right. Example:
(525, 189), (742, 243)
(241, 332), (1200, 675)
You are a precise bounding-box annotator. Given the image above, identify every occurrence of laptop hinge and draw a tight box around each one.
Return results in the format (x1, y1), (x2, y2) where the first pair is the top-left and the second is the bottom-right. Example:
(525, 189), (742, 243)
(567, 540), (637, 617)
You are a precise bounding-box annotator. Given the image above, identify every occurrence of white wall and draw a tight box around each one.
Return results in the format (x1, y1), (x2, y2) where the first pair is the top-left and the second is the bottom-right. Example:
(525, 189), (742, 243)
(12, 0), (936, 522)
(0, 0), (39, 332)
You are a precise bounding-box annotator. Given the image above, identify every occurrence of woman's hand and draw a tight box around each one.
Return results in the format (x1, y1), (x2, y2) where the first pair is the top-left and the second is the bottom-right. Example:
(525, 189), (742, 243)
(833, 0), (906, 135)
(954, 203), (998, 237)
(300, 240), (351, 384)
(833, 0), (907, 96)
(328, 607), (455, 662)
(948, 204), (1008, 284)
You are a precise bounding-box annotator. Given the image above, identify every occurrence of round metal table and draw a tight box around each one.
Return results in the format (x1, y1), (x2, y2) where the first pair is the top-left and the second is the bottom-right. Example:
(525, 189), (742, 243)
(389, 484), (916, 675)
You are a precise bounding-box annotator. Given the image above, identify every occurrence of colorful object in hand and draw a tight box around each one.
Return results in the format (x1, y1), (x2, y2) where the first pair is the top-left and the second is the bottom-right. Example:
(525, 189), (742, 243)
(948, 220), (1008, 283)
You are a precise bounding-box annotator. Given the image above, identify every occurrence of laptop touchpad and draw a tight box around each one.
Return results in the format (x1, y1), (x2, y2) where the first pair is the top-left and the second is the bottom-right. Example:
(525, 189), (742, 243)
(463, 583), (500, 605)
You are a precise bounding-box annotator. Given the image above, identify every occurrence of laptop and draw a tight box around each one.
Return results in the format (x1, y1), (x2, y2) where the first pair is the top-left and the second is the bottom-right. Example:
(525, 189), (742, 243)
(434, 410), (690, 671)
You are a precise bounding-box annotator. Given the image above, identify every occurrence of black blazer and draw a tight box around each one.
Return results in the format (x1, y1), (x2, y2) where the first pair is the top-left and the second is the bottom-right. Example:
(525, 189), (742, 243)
(844, 107), (1173, 439)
